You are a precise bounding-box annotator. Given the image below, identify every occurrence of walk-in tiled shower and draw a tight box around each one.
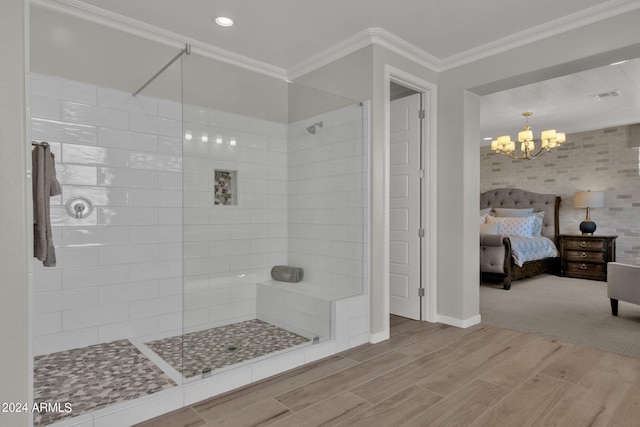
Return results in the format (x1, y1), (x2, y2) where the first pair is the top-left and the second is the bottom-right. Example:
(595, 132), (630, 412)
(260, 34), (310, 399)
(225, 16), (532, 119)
(29, 6), (368, 425)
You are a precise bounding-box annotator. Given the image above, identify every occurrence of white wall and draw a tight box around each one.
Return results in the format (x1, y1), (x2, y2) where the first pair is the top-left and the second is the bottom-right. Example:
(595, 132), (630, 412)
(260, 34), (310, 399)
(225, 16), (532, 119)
(181, 104), (289, 334)
(0, 1), (29, 425)
(287, 103), (366, 294)
(30, 73), (185, 355)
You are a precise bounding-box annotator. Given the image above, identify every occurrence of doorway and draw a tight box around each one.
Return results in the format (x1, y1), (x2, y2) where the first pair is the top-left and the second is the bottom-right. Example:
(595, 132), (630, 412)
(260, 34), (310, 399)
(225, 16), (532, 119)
(389, 85), (423, 320)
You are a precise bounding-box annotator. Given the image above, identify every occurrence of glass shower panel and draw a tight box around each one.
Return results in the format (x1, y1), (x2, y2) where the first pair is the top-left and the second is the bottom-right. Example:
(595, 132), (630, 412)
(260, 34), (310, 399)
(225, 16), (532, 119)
(122, 52), (186, 384)
(260, 84), (367, 347)
(286, 83), (366, 300)
(179, 52), (366, 379)
(30, 5), (185, 425)
(179, 54), (294, 380)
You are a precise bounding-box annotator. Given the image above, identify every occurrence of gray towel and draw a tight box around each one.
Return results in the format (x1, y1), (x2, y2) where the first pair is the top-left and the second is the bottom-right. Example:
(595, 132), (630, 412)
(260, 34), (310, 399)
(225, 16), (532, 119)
(33, 144), (61, 267)
(271, 265), (304, 283)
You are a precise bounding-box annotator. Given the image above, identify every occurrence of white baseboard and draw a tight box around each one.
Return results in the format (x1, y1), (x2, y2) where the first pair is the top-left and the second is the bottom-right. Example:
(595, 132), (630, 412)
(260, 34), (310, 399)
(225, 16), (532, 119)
(369, 330), (390, 343)
(437, 314), (481, 328)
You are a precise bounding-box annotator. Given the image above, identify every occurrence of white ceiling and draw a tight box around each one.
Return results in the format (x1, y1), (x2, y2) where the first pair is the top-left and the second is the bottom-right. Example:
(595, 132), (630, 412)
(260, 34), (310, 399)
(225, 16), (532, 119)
(48, 0), (640, 139)
(67, 0), (626, 69)
(480, 58), (640, 145)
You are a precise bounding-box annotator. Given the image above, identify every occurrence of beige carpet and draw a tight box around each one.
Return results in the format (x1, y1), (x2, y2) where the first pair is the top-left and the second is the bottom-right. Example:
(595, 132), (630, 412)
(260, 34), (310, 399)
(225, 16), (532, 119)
(480, 274), (640, 359)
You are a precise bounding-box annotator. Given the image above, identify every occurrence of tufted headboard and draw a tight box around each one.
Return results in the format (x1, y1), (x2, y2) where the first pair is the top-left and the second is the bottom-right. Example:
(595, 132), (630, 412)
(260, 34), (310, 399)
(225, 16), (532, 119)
(480, 188), (561, 242)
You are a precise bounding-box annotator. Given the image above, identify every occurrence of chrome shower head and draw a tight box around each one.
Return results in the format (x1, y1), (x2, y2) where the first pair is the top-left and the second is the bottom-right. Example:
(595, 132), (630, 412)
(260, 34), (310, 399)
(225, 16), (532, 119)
(306, 121), (323, 134)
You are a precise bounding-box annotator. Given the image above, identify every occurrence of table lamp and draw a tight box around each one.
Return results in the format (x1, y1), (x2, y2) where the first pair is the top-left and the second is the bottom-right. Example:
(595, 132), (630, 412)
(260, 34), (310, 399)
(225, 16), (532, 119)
(574, 190), (604, 235)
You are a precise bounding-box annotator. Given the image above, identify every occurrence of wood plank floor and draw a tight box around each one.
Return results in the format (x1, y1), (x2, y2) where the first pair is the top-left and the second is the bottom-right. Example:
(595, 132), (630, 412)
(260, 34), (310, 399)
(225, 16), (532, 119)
(135, 316), (640, 427)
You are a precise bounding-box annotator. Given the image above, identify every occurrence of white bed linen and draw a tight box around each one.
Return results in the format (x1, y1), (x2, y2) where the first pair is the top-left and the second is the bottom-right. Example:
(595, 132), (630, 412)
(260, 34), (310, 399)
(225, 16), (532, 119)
(508, 236), (558, 267)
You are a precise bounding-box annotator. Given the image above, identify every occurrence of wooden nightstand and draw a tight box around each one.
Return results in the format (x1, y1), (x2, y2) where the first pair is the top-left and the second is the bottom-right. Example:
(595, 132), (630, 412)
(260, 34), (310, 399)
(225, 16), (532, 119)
(558, 234), (617, 281)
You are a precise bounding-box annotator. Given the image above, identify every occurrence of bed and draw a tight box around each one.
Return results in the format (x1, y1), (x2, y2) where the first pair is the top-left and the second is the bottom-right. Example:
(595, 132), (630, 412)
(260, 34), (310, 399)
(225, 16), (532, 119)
(480, 188), (561, 290)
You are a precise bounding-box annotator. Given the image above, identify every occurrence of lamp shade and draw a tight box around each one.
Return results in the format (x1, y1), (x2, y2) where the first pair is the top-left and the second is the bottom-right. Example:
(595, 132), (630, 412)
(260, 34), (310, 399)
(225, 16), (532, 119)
(574, 191), (604, 208)
(541, 129), (557, 141)
(518, 130), (533, 142)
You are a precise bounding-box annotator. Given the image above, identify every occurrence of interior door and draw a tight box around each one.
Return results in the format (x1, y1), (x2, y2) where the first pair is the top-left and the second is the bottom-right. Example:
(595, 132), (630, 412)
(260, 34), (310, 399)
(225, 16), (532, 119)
(389, 92), (422, 320)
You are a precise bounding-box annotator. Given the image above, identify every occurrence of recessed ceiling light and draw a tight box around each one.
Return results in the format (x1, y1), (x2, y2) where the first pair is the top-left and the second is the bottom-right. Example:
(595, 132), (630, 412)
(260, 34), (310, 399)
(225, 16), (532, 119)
(215, 16), (234, 27)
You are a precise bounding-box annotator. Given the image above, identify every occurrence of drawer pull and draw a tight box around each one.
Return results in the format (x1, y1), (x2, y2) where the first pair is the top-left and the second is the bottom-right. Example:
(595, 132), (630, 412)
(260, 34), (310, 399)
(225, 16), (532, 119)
(580, 241), (587, 248)
(580, 263), (587, 270)
(580, 252), (587, 258)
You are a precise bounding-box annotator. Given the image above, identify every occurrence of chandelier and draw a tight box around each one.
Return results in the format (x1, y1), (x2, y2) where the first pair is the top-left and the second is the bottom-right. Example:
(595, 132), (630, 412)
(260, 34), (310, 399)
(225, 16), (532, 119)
(490, 112), (566, 160)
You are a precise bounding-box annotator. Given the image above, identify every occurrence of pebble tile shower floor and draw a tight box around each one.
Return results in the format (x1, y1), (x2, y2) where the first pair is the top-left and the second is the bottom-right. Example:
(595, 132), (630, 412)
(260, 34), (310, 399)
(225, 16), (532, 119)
(33, 320), (309, 425)
(33, 340), (176, 426)
(145, 319), (310, 378)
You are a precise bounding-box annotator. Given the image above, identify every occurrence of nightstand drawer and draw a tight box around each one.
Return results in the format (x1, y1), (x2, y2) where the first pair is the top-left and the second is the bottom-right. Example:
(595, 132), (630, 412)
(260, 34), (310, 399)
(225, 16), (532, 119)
(564, 250), (605, 262)
(563, 238), (607, 251)
(565, 262), (606, 276)
(558, 234), (617, 281)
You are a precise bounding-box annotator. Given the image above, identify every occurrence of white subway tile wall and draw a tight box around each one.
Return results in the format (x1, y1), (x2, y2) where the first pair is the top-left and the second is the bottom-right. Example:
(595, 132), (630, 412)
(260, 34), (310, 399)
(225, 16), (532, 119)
(181, 107), (287, 335)
(263, 287), (331, 338)
(32, 74), (367, 355)
(287, 104), (367, 296)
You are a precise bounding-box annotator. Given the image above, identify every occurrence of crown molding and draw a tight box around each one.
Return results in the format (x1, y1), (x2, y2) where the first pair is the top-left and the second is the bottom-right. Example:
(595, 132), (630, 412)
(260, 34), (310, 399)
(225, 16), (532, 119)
(439, 0), (640, 71)
(31, 0), (288, 80)
(368, 28), (441, 73)
(286, 28), (375, 80)
(290, 0), (640, 77)
(288, 28), (441, 80)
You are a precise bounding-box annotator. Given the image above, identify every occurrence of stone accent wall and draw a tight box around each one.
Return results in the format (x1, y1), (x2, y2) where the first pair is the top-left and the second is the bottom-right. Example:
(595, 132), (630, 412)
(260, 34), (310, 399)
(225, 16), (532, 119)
(481, 124), (640, 264)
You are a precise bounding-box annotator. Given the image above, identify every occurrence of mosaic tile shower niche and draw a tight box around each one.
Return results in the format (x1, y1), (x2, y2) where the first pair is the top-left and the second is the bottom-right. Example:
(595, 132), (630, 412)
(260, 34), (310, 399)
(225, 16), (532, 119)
(214, 170), (236, 205)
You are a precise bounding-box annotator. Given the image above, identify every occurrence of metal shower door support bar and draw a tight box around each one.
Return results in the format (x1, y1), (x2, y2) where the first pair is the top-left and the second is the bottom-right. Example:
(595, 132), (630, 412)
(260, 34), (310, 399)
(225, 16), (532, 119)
(132, 44), (191, 96)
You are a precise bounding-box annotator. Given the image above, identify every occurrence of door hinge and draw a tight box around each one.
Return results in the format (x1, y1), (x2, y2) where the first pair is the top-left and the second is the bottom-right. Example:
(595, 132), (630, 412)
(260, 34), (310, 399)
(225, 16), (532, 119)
(418, 169), (425, 179)
(418, 288), (425, 297)
(418, 109), (425, 119)
(418, 228), (425, 238)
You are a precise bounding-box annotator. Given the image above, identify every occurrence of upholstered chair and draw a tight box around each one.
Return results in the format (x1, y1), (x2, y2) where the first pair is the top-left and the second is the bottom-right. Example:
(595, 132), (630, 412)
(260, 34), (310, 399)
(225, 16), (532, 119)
(607, 262), (640, 316)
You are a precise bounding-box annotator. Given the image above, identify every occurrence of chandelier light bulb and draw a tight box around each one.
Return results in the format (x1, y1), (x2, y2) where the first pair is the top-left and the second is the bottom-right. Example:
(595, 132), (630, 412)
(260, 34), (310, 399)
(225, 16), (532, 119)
(490, 112), (566, 160)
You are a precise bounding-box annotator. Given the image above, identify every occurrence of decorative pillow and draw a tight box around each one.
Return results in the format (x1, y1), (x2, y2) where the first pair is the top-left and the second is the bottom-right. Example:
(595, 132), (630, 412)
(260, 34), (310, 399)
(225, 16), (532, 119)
(531, 211), (545, 236)
(486, 215), (535, 237)
(480, 207), (492, 216)
(480, 223), (499, 235)
(494, 207), (534, 217)
(480, 214), (487, 224)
